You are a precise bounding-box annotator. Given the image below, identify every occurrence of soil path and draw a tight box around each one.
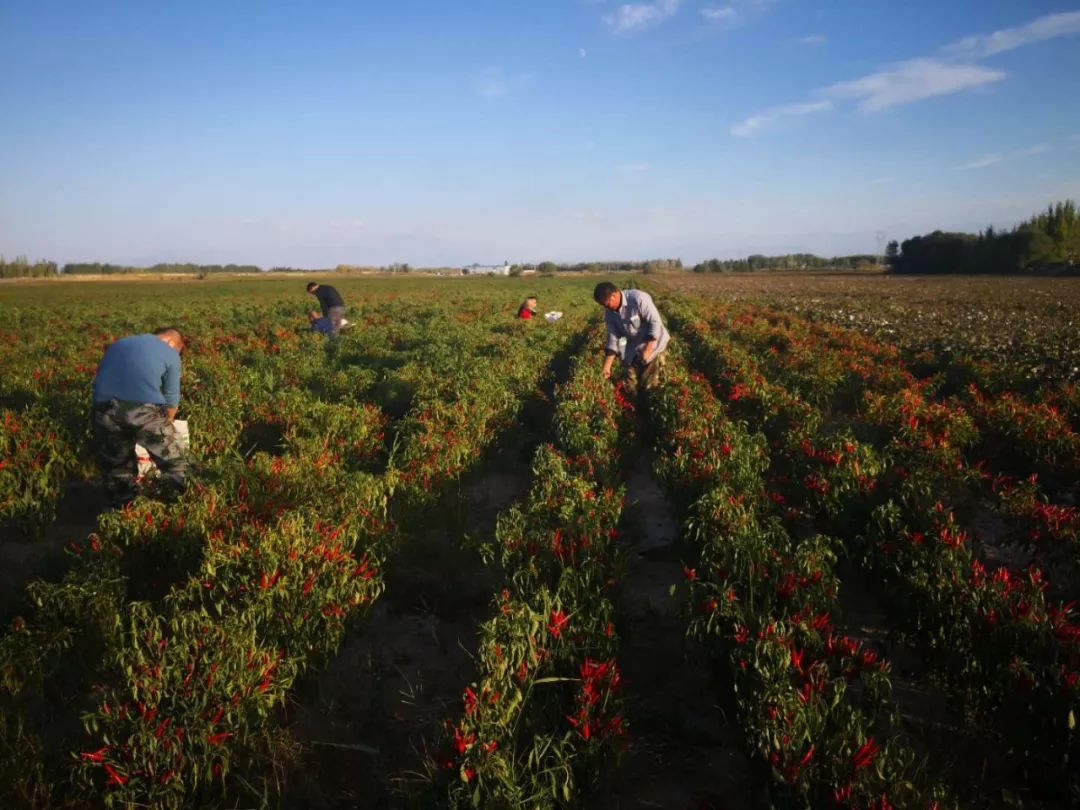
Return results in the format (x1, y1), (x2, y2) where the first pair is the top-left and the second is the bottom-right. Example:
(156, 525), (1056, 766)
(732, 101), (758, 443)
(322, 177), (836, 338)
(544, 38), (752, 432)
(0, 480), (103, 623)
(603, 450), (767, 810)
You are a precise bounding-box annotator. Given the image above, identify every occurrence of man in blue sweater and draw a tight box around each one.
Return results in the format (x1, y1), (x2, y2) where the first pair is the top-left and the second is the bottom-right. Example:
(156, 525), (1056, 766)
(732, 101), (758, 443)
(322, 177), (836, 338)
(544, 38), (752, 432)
(91, 327), (190, 507)
(307, 310), (335, 336)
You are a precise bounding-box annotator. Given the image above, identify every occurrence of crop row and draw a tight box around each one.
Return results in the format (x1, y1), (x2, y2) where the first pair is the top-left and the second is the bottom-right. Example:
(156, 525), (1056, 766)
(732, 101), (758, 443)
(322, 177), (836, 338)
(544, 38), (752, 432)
(652, 309), (946, 808)
(435, 324), (636, 807)
(0, 298), (587, 808)
(689, 299), (1080, 802)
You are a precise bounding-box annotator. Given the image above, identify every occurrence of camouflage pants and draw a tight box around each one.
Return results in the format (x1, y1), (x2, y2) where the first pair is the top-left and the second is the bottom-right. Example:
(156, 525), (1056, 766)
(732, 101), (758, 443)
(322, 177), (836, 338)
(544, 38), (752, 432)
(326, 306), (346, 333)
(91, 400), (190, 507)
(624, 350), (667, 395)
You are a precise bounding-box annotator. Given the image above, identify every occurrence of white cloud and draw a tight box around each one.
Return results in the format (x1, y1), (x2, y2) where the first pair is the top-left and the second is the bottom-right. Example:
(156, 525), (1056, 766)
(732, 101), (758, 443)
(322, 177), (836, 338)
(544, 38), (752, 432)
(605, 0), (679, 34)
(579, 47), (588, 58)
(701, 6), (738, 23)
(954, 154), (1004, 171)
(730, 10), (1080, 137)
(796, 34), (826, 45)
(730, 100), (832, 137)
(700, 0), (774, 27)
(822, 58), (1005, 112)
(472, 67), (531, 101)
(1019, 142), (1051, 155)
(954, 142), (1055, 170)
(616, 162), (651, 173)
(947, 11), (1080, 58)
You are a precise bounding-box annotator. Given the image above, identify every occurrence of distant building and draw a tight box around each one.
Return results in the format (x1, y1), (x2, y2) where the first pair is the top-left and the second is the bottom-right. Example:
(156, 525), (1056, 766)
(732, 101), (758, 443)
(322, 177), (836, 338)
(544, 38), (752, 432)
(461, 263), (512, 276)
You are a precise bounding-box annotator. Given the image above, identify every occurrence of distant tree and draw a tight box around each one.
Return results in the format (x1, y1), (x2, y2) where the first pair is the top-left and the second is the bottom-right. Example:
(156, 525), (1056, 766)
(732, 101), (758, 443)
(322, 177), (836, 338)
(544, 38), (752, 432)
(884, 241), (900, 268)
(0, 256), (58, 278)
(888, 200), (1078, 275)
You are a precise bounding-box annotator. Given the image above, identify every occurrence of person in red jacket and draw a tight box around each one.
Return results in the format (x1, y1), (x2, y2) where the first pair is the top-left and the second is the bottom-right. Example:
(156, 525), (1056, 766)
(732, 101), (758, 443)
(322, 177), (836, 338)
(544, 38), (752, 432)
(516, 296), (538, 320)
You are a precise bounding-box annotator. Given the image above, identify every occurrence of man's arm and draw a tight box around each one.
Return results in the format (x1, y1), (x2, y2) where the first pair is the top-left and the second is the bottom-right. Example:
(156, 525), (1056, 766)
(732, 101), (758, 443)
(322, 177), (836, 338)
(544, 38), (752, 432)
(602, 350), (616, 379)
(162, 358), (181, 422)
(638, 338), (659, 364)
(602, 315), (620, 378)
(635, 293), (664, 363)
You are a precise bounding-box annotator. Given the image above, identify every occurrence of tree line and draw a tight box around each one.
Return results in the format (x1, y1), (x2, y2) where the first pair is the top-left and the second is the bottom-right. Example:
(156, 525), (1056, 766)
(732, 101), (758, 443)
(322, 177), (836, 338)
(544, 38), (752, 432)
(62, 262), (263, 275)
(526, 258), (683, 274)
(690, 254), (881, 273)
(0, 256), (59, 279)
(886, 200), (1079, 275)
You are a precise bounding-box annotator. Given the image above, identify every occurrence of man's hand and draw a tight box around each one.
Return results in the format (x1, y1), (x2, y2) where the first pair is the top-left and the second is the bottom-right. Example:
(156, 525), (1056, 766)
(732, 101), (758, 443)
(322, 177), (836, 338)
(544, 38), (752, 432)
(602, 355), (615, 380)
(165, 406), (178, 422)
(638, 339), (657, 365)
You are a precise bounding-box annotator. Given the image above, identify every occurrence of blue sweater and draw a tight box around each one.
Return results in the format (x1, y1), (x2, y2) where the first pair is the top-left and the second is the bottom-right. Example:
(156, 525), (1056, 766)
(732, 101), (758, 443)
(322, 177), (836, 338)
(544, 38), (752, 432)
(92, 334), (181, 407)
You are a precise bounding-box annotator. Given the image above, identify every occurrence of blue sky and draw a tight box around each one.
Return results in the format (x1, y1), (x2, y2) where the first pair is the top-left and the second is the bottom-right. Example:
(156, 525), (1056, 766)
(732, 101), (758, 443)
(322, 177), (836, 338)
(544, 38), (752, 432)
(1, 0), (1079, 267)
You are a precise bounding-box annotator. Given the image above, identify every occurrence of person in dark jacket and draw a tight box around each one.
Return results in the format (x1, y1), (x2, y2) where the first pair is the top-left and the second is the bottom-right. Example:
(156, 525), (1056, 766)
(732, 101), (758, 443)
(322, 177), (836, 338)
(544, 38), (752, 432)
(306, 282), (347, 332)
(516, 296), (538, 320)
(91, 327), (190, 508)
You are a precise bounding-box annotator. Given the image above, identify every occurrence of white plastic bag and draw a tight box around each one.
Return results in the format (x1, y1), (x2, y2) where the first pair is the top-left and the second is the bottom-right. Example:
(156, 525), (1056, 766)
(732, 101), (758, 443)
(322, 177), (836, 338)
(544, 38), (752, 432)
(136, 419), (189, 479)
(544, 311), (563, 323)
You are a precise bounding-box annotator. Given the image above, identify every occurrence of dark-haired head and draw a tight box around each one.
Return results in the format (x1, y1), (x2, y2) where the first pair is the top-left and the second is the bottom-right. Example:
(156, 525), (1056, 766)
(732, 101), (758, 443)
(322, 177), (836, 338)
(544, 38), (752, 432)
(593, 282), (618, 305)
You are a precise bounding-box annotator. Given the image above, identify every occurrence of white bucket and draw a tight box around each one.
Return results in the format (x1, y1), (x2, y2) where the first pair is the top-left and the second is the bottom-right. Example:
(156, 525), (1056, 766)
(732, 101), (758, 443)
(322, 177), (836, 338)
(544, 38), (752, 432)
(136, 419), (189, 478)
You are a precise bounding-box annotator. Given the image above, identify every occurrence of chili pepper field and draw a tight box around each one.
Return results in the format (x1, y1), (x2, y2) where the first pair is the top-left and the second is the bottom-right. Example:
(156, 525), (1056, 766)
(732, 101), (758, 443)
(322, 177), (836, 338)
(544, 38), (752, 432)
(2, 273), (1080, 809)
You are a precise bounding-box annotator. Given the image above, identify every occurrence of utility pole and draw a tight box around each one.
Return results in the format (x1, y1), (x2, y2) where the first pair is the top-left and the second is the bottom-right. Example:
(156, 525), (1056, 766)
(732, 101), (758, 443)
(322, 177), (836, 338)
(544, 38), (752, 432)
(874, 230), (887, 265)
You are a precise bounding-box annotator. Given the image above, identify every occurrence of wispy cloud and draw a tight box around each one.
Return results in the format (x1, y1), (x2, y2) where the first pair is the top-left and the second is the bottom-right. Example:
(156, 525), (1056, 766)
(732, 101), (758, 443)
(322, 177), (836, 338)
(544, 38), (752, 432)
(1019, 142), (1051, 156)
(954, 142), (1054, 170)
(796, 34), (826, 45)
(700, 0), (775, 28)
(947, 11), (1080, 58)
(954, 142), (1054, 169)
(954, 153), (1004, 171)
(616, 162), (651, 173)
(605, 0), (679, 34)
(730, 100), (832, 137)
(731, 11), (1080, 137)
(579, 47), (588, 58)
(822, 58), (1005, 112)
(472, 67), (530, 100)
(700, 6), (738, 24)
